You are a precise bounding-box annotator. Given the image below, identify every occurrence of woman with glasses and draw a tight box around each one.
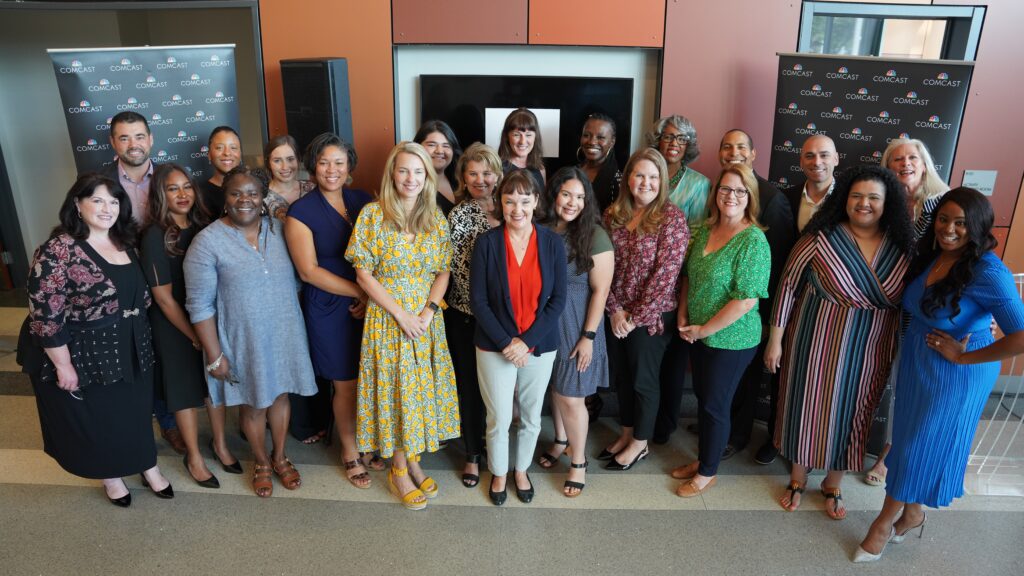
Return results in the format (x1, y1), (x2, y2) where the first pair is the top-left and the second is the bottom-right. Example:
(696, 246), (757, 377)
(765, 165), (914, 519)
(670, 164), (769, 497)
(22, 173), (172, 506)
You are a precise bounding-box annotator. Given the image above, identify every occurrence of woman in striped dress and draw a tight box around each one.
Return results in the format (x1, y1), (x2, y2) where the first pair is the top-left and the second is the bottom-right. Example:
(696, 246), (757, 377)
(765, 165), (914, 519)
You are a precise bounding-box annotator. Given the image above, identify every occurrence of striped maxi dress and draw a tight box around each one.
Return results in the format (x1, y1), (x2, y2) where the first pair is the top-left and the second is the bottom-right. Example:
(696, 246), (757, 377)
(772, 225), (910, 470)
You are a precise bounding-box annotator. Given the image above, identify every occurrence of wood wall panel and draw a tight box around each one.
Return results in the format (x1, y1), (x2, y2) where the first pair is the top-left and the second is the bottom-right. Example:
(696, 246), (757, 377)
(528, 0), (664, 47)
(392, 0), (527, 45)
(259, 0), (394, 191)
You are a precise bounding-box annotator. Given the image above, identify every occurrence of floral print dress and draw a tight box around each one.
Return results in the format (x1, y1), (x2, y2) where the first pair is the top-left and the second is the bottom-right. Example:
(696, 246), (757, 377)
(345, 203), (460, 457)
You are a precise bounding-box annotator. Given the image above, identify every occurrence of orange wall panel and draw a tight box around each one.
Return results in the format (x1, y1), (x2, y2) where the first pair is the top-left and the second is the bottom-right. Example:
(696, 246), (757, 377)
(529, 0), (664, 47)
(392, 0), (527, 44)
(999, 178), (1024, 273)
(259, 0), (394, 191)
(992, 226), (1009, 261)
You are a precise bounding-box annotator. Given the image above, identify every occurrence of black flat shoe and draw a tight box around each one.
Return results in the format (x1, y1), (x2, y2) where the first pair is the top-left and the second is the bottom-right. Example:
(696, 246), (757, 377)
(596, 448), (618, 461)
(139, 474), (175, 499)
(605, 446), (648, 471)
(462, 453), (482, 488)
(107, 492), (131, 508)
(489, 476), (507, 506)
(515, 472), (534, 504)
(184, 454), (220, 489)
(208, 439), (243, 474)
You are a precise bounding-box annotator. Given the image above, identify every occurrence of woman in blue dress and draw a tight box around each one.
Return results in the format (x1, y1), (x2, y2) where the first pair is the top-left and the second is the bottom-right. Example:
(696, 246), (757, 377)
(854, 187), (1024, 562)
(284, 132), (376, 489)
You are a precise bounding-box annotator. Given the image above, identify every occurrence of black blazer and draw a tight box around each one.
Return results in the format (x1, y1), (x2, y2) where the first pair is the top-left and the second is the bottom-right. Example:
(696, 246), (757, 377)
(781, 176), (805, 232)
(469, 223), (567, 355)
(755, 174), (797, 325)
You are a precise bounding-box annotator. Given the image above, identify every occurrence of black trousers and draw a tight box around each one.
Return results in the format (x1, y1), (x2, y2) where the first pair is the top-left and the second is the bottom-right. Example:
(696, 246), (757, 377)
(288, 376), (332, 441)
(608, 311), (674, 441)
(691, 341), (757, 477)
(445, 307), (485, 456)
(728, 338), (779, 449)
(655, 332), (691, 441)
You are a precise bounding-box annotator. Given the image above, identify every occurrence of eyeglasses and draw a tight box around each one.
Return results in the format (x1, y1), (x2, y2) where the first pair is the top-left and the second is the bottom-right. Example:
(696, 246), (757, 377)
(717, 185), (749, 198)
(659, 133), (691, 145)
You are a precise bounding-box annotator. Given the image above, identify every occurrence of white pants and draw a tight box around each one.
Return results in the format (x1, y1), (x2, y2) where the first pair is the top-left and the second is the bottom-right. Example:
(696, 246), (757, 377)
(475, 348), (556, 476)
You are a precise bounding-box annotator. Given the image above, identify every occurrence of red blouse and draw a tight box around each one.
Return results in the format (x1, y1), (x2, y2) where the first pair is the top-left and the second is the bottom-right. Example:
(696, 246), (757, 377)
(505, 227), (541, 341)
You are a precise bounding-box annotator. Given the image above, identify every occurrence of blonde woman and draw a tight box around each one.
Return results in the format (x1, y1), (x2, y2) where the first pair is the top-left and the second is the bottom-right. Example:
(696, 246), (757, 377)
(345, 142), (460, 510)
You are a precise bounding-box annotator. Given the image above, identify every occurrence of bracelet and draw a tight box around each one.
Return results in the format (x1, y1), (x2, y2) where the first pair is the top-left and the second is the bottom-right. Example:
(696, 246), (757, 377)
(206, 352), (224, 373)
(581, 330), (597, 340)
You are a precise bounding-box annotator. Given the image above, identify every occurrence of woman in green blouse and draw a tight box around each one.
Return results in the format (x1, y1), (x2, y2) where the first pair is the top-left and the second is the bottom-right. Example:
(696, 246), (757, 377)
(672, 163), (770, 497)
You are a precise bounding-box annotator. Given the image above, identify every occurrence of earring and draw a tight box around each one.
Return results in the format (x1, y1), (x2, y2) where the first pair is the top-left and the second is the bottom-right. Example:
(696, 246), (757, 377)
(932, 236), (937, 250)
(77, 212), (82, 220)
(576, 146), (585, 164)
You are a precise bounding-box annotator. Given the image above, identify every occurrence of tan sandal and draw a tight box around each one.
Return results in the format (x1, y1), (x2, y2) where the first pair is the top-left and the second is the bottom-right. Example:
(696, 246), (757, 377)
(252, 463), (273, 498)
(271, 455), (301, 490)
(343, 458), (372, 489)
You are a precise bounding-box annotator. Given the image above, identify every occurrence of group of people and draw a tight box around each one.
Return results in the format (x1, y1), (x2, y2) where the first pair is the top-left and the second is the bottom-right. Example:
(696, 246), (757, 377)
(19, 107), (1024, 562)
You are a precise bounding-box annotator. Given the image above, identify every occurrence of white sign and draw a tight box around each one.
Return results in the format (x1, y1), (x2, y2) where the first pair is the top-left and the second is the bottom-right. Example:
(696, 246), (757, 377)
(962, 170), (997, 196)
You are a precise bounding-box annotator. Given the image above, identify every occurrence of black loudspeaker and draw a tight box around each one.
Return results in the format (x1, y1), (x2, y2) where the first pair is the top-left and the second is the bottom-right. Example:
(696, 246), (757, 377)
(280, 58), (354, 155)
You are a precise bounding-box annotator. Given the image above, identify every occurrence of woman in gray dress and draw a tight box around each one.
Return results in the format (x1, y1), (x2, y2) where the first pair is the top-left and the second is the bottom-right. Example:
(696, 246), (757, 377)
(184, 166), (317, 497)
(537, 167), (614, 497)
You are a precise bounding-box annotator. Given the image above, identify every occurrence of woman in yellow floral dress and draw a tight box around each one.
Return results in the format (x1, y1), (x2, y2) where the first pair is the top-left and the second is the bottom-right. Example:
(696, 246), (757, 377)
(345, 141), (460, 510)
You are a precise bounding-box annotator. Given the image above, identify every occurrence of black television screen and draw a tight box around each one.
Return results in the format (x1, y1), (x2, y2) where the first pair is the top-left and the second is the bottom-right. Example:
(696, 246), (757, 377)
(419, 75), (633, 175)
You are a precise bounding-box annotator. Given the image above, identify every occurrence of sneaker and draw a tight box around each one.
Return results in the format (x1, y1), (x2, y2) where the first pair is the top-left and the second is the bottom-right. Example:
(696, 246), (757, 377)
(754, 442), (778, 465)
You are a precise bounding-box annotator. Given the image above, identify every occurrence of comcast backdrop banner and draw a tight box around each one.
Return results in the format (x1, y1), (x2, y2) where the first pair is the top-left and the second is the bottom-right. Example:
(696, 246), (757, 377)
(49, 44), (239, 180)
(768, 53), (972, 189)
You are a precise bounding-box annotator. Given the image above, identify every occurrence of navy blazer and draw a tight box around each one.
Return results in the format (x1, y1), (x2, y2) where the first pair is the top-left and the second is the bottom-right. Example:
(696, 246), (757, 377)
(469, 223), (567, 355)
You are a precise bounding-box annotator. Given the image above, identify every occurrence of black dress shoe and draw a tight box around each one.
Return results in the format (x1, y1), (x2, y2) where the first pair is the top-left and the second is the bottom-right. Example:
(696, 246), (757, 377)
(686, 422), (699, 435)
(140, 475), (175, 499)
(754, 442), (779, 465)
(721, 444), (743, 461)
(515, 473), (534, 504)
(605, 446), (648, 471)
(184, 454), (220, 489)
(107, 492), (131, 508)
(489, 476), (507, 506)
(596, 448), (618, 461)
(208, 439), (243, 474)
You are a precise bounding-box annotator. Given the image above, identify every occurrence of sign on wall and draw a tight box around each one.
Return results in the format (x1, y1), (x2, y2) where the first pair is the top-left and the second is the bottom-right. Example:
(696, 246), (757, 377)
(768, 52), (973, 189)
(48, 44), (239, 180)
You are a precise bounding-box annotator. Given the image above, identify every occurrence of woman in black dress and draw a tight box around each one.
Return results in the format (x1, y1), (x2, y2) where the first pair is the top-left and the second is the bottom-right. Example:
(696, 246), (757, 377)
(141, 163), (242, 488)
(22, 173), (173, 506)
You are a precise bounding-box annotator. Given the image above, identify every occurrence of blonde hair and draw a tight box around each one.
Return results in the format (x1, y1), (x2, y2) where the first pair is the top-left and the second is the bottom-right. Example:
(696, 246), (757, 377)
(606, 148), (670, 235)
(880, 138), (949, 216)
(707, 163), (765, 230)
(379, 142), (438, 235)
(454, 142), (503, 203)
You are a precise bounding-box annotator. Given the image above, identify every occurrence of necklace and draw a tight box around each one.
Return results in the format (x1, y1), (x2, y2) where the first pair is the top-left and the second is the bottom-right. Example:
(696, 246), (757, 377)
(669, 166), (685, 189)
(228, 218), (261, 251)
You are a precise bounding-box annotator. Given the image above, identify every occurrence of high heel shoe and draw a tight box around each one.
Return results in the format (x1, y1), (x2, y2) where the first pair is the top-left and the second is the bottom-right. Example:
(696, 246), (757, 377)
(462, 453), (482, 488)
(139, 474), (175, 499)
(605, 446), (648, 471)
(387, 465), (427, 510)
(208, 439), (242, 475)
(563, 460), (588, 498)
(596, 447), (618, 461)
(515, 472), (534, 504)
(537, 438), (569, 468)
(407, 453), (437, 499)
(104, 481), (131, 508)
(489, 475), (507, 506)
(183, 454), (220, 489)
(891, 513), (927, 544)
(852, 527), (895, 563)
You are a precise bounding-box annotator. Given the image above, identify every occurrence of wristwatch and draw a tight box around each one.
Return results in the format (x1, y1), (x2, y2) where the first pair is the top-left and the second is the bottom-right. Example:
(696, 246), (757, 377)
(582, 330), (597, 340)
(426, 301), (440, 313)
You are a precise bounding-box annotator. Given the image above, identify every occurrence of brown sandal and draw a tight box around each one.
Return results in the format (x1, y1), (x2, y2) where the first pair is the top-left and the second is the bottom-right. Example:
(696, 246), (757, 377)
(821, 486), (846, 520)
(272, 456), (301, 490)
(343, 458), (372, 489)
(252, 463), (273, 498)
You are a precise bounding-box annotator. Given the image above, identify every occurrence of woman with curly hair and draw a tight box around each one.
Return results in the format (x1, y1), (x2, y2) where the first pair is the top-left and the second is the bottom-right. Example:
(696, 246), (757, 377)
(765, 165), (914, 519)
(854, 188), (1024, 562)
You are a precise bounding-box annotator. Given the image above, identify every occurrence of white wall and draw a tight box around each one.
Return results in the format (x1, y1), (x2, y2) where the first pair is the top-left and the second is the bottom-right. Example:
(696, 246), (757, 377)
(393, 45), (660, 152)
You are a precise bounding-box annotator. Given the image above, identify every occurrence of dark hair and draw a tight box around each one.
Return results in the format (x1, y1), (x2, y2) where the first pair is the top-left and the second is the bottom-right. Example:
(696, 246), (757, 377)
(910, 187), (997, 318)
(539, 166), (601, 272)
(493, 169), (540, 221)
(723, 128), (754, 150)
(52, 172), (138, 249)
(302, 132), (358, 178)
(803, 164), (914, 256)
(144, 163), (211, 255)
(498, 108), (545, 171)
(109, 111), (149, 134)
(208, 125), (240, 146)
(263, 134), (299, 170)
(414, 120), (462, 186)
(222, 165), (277, 235)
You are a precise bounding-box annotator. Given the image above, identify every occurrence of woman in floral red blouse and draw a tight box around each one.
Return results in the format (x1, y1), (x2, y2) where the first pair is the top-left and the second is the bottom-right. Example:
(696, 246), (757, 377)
(599, 148), (689, 471)
(20, 173), (172, 507)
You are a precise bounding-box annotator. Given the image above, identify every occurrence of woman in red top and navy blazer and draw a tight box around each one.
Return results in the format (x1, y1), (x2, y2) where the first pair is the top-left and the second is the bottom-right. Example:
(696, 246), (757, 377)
(470, 169), (567, 506)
